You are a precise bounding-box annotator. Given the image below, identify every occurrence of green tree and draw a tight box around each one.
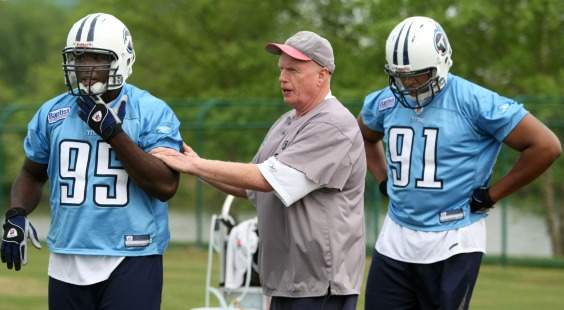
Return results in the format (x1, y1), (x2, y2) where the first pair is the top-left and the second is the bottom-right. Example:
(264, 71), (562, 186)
(0, 0), (70, 103)
(0, 0), (562, 254)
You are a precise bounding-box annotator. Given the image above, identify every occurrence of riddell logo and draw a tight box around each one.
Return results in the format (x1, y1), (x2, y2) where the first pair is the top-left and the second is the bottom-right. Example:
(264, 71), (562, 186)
(92, 111), (103, 122)
(75, 42), (93, 48)
(7, 228), (18, 238)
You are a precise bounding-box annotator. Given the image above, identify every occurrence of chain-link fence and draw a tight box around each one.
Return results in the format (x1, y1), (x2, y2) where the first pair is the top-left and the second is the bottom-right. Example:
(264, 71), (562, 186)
(0, 97), (562, 262)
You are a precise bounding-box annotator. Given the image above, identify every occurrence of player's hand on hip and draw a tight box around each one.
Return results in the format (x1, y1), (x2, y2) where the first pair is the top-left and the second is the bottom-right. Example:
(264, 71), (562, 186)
(77, 94), (127, 141)
(1, 208), (41, 271)
(470, 187), (495, 213)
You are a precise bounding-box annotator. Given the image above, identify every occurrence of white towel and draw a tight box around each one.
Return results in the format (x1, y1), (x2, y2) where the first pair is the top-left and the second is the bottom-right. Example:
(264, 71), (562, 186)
(225, 218), (259, 289)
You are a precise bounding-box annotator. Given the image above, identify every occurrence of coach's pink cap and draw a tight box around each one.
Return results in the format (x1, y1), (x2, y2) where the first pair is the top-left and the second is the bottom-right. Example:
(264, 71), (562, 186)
(266, 43), (311, 61)
(266, 31), (335, 73)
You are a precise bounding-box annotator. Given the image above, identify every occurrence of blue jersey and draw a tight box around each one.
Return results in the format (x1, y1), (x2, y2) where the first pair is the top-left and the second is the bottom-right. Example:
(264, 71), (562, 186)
(24, 84), (183, 255)
(360, 74), (528, 231)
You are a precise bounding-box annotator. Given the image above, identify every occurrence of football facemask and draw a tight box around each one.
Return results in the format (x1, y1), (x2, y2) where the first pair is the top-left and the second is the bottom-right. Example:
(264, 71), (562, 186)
(385, 67), (440, 109)
(62, 49), (115, 96)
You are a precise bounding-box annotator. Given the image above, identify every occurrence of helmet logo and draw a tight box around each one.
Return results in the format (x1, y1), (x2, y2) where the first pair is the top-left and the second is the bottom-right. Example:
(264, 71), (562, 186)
(434, 31), (448, 56)
(75, 42), (93, 48)
(123, 29), (134, 54)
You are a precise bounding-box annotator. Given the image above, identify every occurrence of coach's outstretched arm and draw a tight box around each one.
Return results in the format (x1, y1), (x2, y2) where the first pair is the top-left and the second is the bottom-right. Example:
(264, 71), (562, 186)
(151, 143), (272, 197)
(159, 144), (250, 198)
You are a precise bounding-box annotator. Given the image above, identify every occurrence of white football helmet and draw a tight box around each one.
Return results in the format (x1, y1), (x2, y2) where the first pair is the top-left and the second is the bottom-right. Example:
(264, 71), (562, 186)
(384, 16), (453, 109)
(62, 13), (135, 96)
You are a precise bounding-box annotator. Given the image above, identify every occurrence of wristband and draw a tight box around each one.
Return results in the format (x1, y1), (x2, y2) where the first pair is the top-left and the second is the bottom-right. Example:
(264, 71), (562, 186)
(5, 207), (27, 220)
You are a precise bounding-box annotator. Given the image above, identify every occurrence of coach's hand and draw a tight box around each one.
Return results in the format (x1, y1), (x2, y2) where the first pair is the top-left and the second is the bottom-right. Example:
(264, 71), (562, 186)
(77, 95), (127, 141)
(1, 208), (41, 271)
(151, 143), (199, 174)
(470, 187), (495, 213)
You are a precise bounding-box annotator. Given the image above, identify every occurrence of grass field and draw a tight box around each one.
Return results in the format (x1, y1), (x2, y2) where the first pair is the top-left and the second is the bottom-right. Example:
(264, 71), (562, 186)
(1, 244), (564, 309)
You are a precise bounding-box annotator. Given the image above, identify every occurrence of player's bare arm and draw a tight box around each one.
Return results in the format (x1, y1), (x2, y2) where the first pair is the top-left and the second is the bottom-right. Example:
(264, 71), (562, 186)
(200, 179), (248, 198)
(488, 114), (561, 202)
(108, 133), (179, 202)
(151, 146), (272, 193)
(162, 143), (248, 198)
(191, 158), (271, 192)
(357, 116), (387, 183)
(9, 159), (48, 214)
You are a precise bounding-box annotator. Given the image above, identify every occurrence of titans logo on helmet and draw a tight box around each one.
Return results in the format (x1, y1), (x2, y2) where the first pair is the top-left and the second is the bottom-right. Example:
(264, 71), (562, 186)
(123, 28), (134, 54)
(434, 31), (448, 56)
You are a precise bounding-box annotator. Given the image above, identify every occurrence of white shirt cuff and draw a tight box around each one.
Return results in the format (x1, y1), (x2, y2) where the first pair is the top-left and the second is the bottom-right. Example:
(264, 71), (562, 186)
(257, 156), (321, 207)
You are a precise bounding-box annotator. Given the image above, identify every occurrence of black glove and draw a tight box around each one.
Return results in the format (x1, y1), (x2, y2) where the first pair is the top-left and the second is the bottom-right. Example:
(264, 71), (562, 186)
(77, 95), (127, 141)
(379, 178), (388, 198)
(1, 208), (41, 271)
(470, 187), (495, 213)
